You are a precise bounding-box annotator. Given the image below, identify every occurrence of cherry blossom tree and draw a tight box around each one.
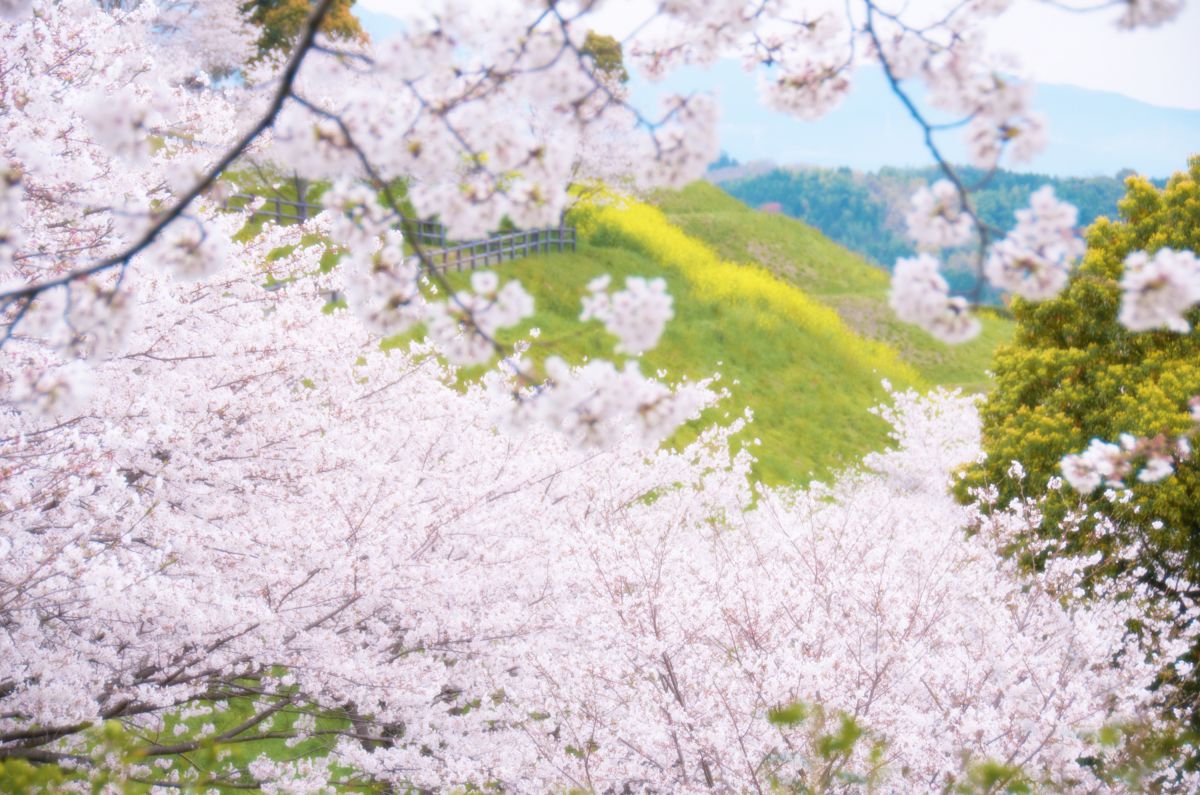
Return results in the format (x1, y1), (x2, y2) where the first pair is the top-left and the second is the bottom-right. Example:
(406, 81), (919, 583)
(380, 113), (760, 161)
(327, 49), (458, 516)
(0, 236), (1185, 789)
(1, 0), (1198, 790)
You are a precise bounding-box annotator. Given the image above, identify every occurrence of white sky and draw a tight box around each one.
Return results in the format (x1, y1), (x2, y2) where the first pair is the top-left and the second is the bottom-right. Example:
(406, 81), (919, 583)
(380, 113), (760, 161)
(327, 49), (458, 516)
(359, 0), (1200, 109)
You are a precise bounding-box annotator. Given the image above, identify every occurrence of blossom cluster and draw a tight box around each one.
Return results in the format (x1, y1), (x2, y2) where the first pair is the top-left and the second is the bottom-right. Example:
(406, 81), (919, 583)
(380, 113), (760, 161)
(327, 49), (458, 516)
(905, 179), (974, 250)
(493, 355), (716, 450)
(342, 229), (425, 336)
(1118, 0), (1185, 29)
(985, 185), (1085, 301)
(889, 252), (980, 343)
(895, 181), (1090, 339)
(580, 273), (674, 355)
(1118, 248), (1200, 332)
(1060, 398), (1200, 493)
(0, 1), (1197, 787)
(424, 270), (535, 365)
(4, 0), (1196, 361)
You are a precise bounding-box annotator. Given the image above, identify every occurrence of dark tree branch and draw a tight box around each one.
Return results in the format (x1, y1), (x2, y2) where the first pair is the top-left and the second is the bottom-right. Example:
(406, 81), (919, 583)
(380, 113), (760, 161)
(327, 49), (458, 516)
(0, 0), (340, 342)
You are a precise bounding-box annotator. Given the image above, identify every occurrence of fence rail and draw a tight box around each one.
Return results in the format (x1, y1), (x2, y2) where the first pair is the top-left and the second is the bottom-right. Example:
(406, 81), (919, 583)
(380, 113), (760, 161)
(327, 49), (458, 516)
(427, 227), (577, 272)
(225, 192), (575, 270)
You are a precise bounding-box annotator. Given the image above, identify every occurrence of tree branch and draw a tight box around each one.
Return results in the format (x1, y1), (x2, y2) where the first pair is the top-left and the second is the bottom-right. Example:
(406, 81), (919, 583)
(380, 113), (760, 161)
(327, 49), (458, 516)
(0, 0), (339, 339)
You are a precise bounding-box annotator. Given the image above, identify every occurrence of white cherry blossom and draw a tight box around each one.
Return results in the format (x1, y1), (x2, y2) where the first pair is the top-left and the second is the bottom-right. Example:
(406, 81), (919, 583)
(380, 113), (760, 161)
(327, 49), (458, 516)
(580, 274), (674, 355)
(890, 253), (981, 343)
(1118, 248), (1200, 332)
(905, 179), (974, 250)
(985, 185), (1085, 301)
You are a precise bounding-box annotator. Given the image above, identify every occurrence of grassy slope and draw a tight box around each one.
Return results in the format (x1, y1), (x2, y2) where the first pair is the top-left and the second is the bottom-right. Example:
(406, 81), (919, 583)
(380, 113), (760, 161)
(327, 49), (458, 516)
(444, 194), (924, 486)
(652, 182), (1013, 391)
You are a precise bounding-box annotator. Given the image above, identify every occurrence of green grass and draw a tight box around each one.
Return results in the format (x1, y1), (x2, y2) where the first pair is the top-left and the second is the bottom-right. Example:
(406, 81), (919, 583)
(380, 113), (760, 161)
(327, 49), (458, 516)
(425, 193), (924, 485)
(0, 693), (367, 794)
(651, 182), (1013, 392)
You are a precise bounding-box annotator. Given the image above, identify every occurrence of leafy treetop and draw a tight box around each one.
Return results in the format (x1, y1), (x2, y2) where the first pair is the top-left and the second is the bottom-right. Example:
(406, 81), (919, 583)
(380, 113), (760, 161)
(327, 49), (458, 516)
(581, 30), (628, 84)
(241, 0), (365, 58)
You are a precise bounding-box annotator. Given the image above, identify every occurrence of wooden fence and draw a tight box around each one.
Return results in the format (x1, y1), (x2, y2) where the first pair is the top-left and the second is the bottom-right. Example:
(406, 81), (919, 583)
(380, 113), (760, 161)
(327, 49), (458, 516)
(427, 227), (576, 271)
(225, 192), (576, 271)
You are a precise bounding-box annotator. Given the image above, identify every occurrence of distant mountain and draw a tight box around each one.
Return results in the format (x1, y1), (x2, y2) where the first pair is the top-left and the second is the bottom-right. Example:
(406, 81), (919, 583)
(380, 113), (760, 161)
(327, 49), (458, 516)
(718, 164), (1145, 300)
(632, 62), (1200, 179)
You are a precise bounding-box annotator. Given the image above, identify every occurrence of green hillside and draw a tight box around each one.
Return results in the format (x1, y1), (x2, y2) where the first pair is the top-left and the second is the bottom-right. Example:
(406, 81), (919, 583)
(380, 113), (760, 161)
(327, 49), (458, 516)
(431, 192), (927, 485)
(232, 178), (1006, 484)
(650, 182), (1012, 391)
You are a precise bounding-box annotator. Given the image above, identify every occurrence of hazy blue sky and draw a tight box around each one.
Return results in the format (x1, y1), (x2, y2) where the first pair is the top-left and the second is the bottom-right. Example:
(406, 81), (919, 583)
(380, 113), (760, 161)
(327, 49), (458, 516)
(356, 2), (1200, 176)
(359, 0), (1200, 110)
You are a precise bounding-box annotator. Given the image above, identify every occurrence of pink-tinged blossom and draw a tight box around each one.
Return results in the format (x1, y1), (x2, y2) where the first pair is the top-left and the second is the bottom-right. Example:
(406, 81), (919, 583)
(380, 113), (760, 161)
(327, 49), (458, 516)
(80, 84), (159, 165)
(890, 253), (981, 343)
(873, 31), (928, 80)
(580, 274), (674, 355)
(1118, 248), (1200, 332)
(424, 273), (534, 366)
(153, 215), (233, 282)
(1, 255), (1175, 787)
(759, 62), (852, 121)
(343, 230), (424, 337)
(905, 179), (974, 250)
(1, 2), (1199, 787)
(1138, 455), (1175, 483)
(1061, 439), (1125, 493)
(8, 357), (95, 418)
(500, 354), (715, 449)
(1060, 414), (1197, 492)
(966, 110), (1048, 168)
(0, 166), (22, 268)
(985, 186), (1084, 300)
(1118, 0), (1185, 28)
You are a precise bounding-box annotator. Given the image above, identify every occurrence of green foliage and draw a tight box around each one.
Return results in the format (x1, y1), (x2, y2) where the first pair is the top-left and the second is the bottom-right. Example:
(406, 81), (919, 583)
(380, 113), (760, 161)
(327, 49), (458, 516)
(580, 31), (628, 83)
(1, 687), (377, 792)
(723, 166), (906, 269)
(1078, 720), (1200, 791)
(242, 0), (366, 60)
(654, 182), (1011, 391)
(0, 759), (69, 793)
(948, 759), (1033, 794)
(956, 155), (1200, 749)
(765, 701), (887, 793)
(768, 702), (811, 726)
(765, 704), (1196, 793)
